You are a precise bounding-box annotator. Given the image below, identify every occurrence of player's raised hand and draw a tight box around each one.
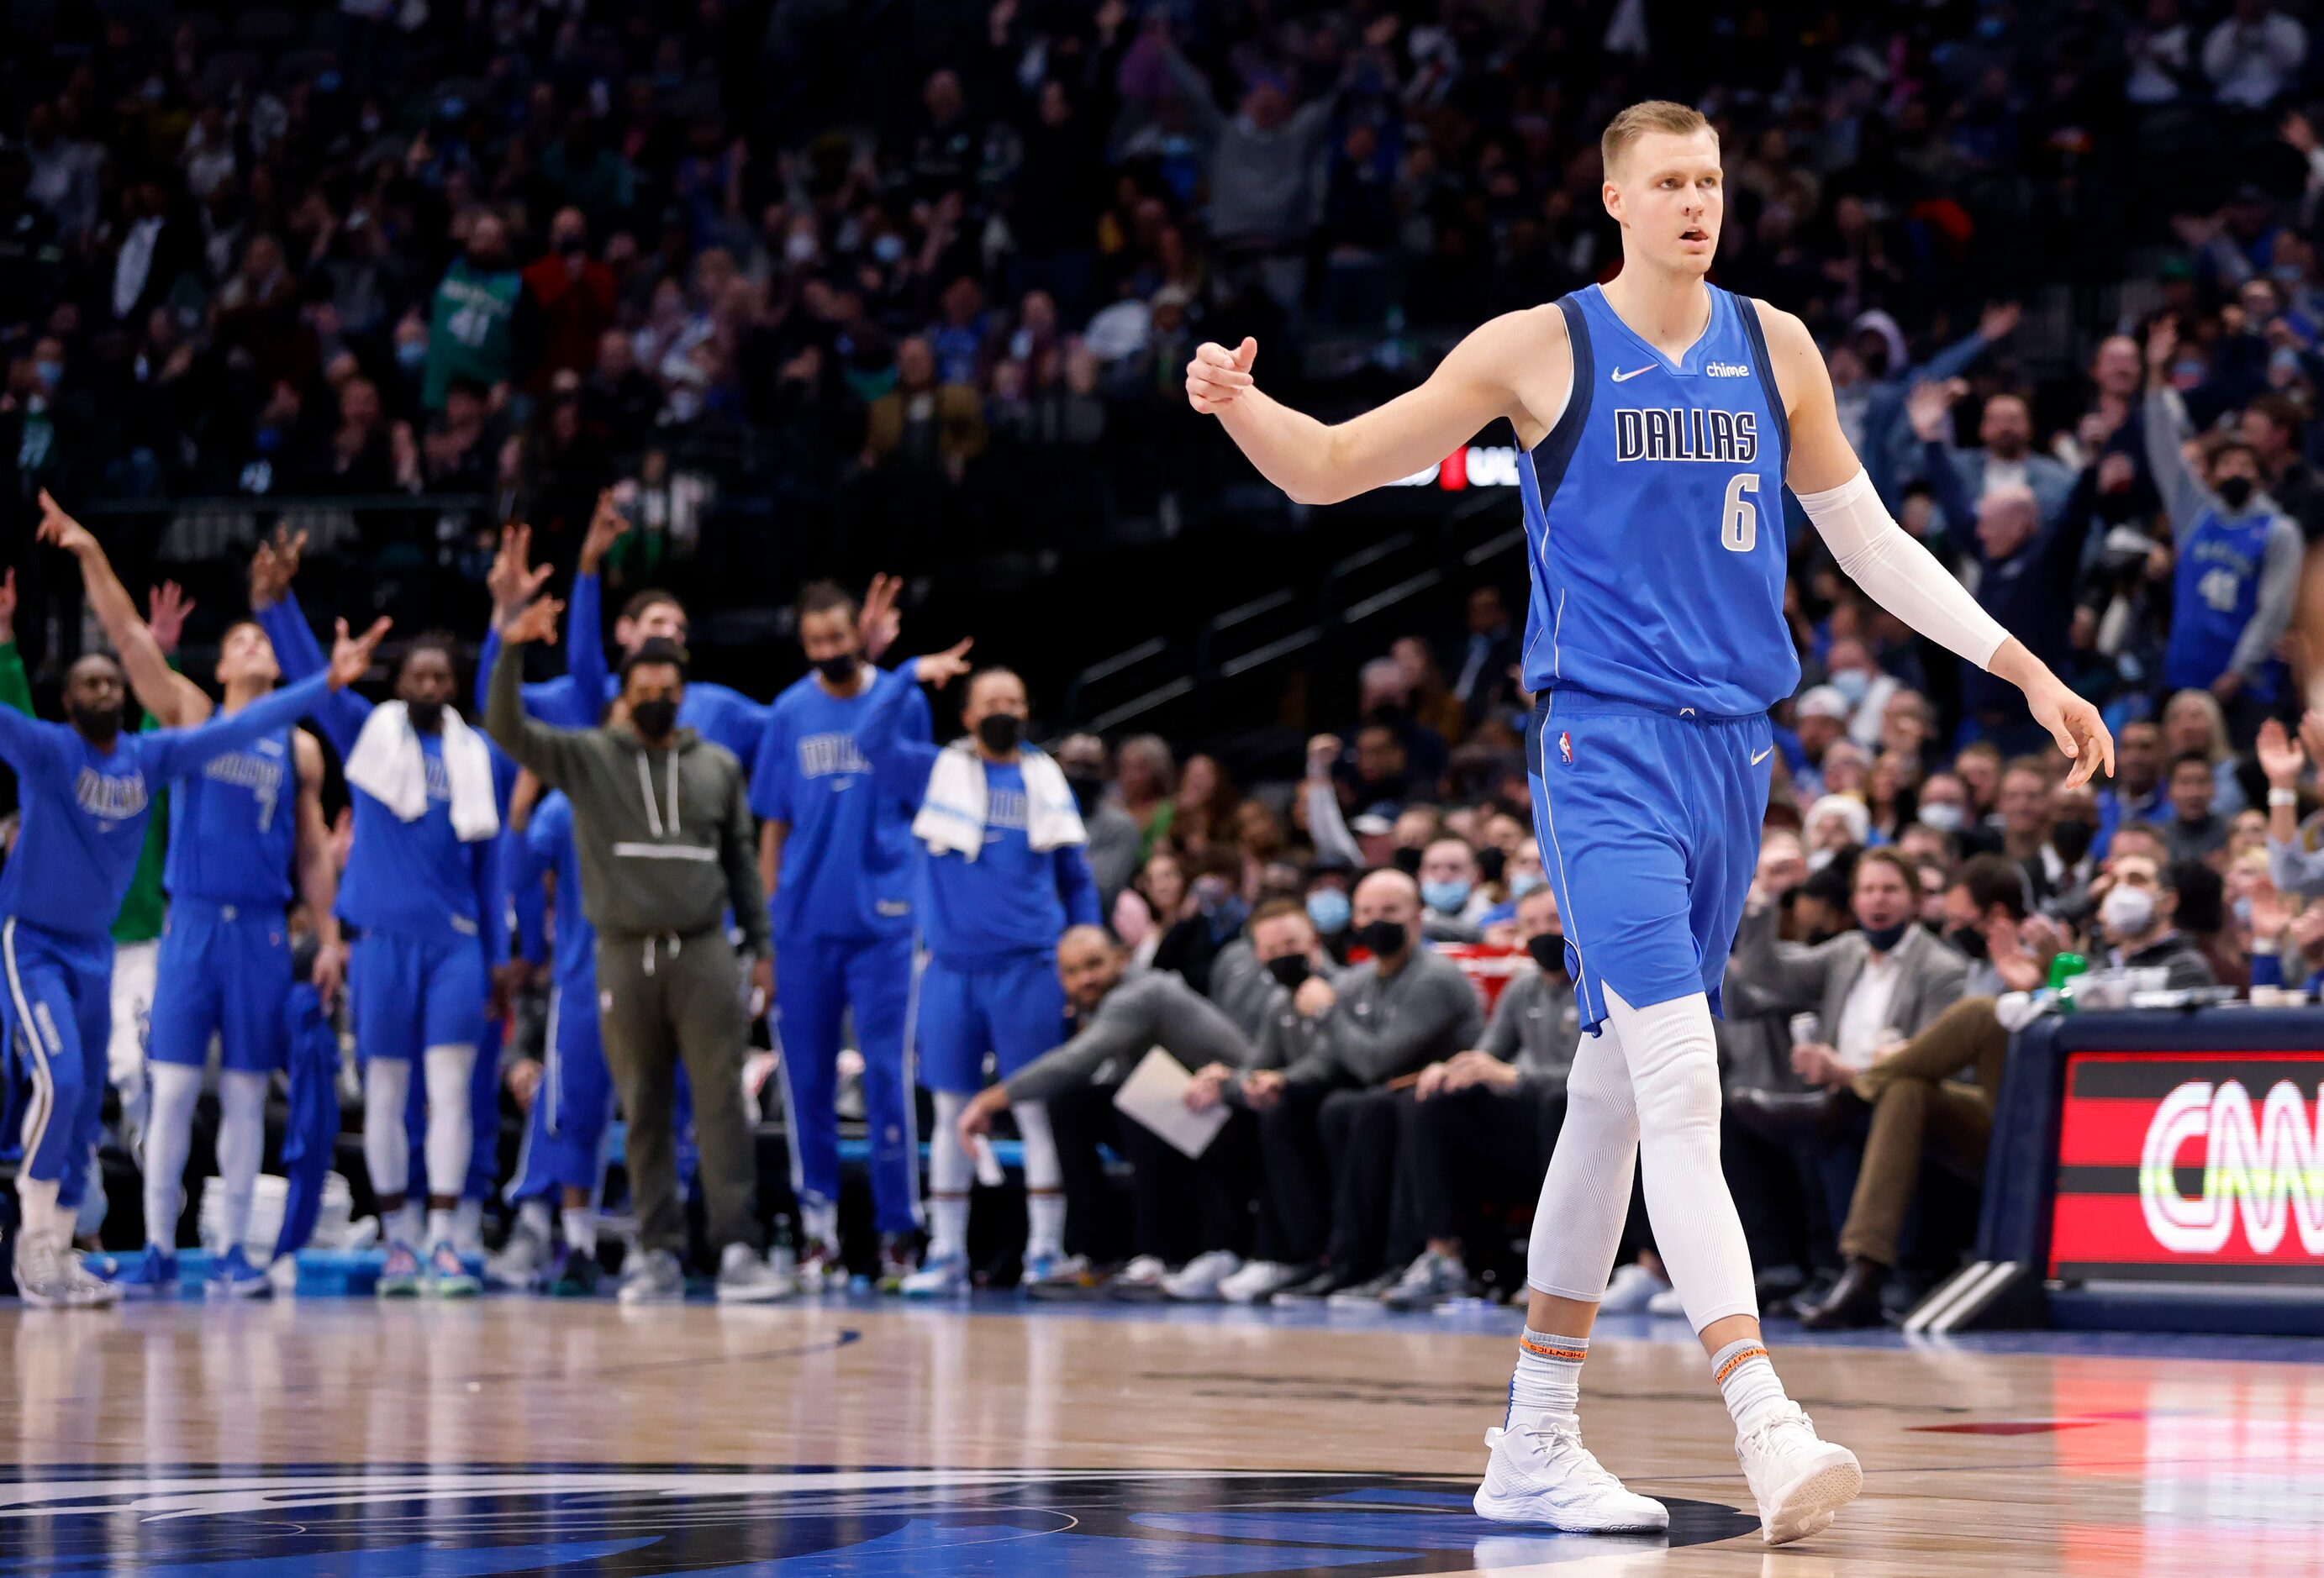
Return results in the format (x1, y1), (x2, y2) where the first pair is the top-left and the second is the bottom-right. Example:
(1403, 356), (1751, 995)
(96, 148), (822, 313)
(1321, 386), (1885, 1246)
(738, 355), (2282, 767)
(913, 636), (974, 688)
(578, 488), (631, 574)
(857, 571), (904, 663)
(328, 617), (393, 689)
(504, 596), (564, 647)
(1185, 337), (1257, 414)
(34, 490), (97, 558)
(147, 581), (194, 655)
(487, 523), (552, 629)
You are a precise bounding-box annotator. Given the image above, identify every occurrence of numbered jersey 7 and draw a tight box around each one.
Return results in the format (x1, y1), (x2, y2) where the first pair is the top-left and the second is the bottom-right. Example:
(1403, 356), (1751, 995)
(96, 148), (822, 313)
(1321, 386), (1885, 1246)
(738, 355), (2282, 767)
(1515, 283), (1798, 717)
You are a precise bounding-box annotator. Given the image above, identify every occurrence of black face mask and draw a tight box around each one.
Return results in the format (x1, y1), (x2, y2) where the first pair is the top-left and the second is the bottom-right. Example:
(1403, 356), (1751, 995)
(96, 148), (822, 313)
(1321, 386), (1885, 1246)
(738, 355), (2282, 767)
(630, 697), (678, 740)
(2216, 475), (2256, 512)
(1354, 918), (1408, 959)
(976, 713), (1024, 754)
(1526, 932), (1566, 973)
(2051, 819), (2095, 864)
(1389, 845), (1424, 878)
(66, 701), (123, 739)
(1859, 919), (1910, 954)
(405, 699), (445, 734)
(1946, 925), (1989, 961)
(814, 651), (858, 685)
(1065, 773), (1105, 815)
(1265, 955), (1312, 990)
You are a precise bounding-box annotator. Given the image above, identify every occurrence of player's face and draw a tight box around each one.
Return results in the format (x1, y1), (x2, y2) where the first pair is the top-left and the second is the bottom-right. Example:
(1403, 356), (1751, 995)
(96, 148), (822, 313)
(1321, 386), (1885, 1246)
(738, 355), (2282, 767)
(618, 600), (688, 653)
(65, 656), (126, 736)
(1605, 129), (1722, 275)
(397, 648), (457, 709)
(796, 607), (856, 666)
(216, 621), (280, 689)
(961, 671), (1029, 729)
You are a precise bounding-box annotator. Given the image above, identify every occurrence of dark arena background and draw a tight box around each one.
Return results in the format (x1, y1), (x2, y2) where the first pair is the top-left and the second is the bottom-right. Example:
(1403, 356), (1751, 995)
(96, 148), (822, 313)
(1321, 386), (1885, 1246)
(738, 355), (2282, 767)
(0, 0), (2321, 1573)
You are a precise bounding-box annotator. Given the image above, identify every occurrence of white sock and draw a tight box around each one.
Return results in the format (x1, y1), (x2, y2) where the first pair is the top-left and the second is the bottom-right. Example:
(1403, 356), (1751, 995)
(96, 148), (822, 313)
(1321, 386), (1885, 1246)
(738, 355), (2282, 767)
(452, 1197), (483, 1254)
(801, 1196), (840, 1249)
(929, 1196), (969, 1263)
(1010, 1100), (1063, 1259)
(1507, 1329), (1589, 1433)
(17, 1176), (62, 1243)
(143, 1063), (203, 1251)
(389, 1201), (424, 1245)
(215, 1070), (268, 1255)
(519, 1197), (553, 1241)
(363, 1059), (414, 1203)
(421, 1044), (477, 1199)
(1025, 1194), (1065, 1260)
(426, 1207), (456, 1249)
(1711, 1338), (1789, 1437)
(562, 1205), (598, 1255)
(927, 1091), (972, 1261)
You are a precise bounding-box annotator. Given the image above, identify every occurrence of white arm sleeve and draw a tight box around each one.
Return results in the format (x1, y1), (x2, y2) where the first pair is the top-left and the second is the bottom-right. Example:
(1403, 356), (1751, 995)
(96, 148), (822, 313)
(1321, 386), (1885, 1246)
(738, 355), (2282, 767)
(1797, 468), (2012, 671)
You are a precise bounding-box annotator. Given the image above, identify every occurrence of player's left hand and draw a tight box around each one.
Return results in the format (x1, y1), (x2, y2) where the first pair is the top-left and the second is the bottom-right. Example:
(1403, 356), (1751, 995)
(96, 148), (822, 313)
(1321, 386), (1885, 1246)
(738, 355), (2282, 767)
(857, 572), (904, 663)
(2023, 674), (2114, 789)
(503, 596), (563, 647)
(328, 617), (393, 689)
(311, 938), (348, 1005)
(147, 581), (194, 655)
(34, 490), (97, 558)
(956, 1083), (1009, 1143)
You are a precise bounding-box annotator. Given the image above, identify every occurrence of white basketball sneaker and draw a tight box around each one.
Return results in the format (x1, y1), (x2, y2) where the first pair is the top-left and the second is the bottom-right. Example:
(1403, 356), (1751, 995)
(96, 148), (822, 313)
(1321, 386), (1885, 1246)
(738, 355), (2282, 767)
(1735, 1401), (1862, 1545)
(1473, 1420), (1669, 1533)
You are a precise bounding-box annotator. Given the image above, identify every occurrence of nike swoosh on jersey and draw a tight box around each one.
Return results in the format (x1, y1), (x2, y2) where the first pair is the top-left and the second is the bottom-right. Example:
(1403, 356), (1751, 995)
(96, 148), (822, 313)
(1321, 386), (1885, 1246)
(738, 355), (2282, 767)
(1749, 747), (1774, 765)
(1610, 365), (1654, 382)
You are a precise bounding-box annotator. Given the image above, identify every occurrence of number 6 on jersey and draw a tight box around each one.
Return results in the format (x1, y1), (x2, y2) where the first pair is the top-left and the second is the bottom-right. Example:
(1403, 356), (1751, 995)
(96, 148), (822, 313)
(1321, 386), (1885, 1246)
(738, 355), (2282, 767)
(1721, 472), (1760, 553)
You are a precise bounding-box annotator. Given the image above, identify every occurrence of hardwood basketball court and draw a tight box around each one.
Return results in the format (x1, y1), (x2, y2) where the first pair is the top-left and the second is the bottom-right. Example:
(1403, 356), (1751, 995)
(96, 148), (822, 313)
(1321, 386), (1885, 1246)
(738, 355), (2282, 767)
(0, 1295), (2313, 1574)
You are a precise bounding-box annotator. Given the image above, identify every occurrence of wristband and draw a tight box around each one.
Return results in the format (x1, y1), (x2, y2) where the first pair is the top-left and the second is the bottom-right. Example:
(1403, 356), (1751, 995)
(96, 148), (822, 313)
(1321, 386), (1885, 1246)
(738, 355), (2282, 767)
(2271, 787), (2300, 808)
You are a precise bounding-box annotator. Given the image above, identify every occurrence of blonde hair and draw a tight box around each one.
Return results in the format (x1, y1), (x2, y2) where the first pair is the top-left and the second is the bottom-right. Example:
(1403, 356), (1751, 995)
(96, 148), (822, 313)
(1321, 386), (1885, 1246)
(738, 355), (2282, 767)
(1601, 100), (1715, 176)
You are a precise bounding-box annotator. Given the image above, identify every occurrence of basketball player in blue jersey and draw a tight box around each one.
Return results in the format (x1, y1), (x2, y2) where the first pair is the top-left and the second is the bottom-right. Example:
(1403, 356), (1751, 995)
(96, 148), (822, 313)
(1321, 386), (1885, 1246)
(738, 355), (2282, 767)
(251, 555), (513, 1301)
(3, 502), (380, 1309)
(36, 501), (346, 1300)
(853, 650), (1099, 1297)
(1185, 101), (2112, 1547)
(753, 576), (928, 1291)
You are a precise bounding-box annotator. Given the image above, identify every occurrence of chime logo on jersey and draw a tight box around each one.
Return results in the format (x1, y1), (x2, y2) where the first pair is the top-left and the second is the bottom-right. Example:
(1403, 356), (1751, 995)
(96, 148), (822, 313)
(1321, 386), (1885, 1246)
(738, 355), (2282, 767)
(1613, 406), (1759, 464)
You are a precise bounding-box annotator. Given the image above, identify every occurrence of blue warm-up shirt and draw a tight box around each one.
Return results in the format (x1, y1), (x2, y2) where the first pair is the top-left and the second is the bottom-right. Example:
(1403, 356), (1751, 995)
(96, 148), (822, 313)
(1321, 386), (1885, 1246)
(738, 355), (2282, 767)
(0, 671), (333, 939)
(855, 676), (1099, 965)
(512, 791), (593, 991)
(258, 592), (508, 957)
(750, 663), (930, 941)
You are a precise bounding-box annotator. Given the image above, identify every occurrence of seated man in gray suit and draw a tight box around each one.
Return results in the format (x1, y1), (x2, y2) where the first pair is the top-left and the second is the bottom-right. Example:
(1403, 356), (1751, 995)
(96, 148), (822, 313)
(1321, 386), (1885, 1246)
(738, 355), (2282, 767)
(1723, 846), (1969, 1312)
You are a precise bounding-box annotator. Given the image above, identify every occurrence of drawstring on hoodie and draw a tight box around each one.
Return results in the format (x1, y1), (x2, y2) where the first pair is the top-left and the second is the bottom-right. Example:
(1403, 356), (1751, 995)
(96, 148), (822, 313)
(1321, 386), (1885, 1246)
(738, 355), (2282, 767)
(636, 749), (683, 838)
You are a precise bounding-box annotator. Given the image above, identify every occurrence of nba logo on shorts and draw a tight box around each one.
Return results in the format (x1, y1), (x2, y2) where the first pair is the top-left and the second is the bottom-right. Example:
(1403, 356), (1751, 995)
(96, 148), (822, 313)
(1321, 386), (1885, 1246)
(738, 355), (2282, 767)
(1558, 730), (1573, 765)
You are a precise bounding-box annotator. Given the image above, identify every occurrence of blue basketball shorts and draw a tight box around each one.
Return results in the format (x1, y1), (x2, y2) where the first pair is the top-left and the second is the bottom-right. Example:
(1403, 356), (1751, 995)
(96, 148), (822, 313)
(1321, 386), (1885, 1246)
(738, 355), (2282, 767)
(509, 973), (613, 1201)
(350, 928), (487, 1063)
(917, 948), (1065, 1095)
(150, 897), (294, 1073)
(1526, 690), (1773, 1034)
(0, 918), (111, 1200)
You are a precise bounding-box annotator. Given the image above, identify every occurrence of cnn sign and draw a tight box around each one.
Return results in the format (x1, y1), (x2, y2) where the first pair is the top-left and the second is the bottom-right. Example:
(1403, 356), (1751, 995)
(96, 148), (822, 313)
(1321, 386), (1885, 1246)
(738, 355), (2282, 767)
(2141, 1081), (2324, 1255)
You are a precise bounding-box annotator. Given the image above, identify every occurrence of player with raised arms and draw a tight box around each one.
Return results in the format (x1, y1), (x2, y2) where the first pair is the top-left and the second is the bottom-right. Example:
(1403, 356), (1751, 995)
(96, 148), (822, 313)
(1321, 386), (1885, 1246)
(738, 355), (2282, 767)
(1183, 99), (2112, 1546)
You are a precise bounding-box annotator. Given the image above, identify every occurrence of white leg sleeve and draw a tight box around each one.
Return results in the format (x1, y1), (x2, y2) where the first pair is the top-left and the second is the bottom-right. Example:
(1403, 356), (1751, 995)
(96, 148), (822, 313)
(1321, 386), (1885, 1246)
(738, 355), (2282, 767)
(213, 1070), (268, 1255)
(1526, 1019), (1639, 1301)
(1605, 985), (1758, 1332)
(422, 1044), (477, 1202)
(928, 1091), (972, 1193)
(363, 1059), (413, 1203)
(142, 1063), (203, 1251)
(1011, 1100), (1065, 1262)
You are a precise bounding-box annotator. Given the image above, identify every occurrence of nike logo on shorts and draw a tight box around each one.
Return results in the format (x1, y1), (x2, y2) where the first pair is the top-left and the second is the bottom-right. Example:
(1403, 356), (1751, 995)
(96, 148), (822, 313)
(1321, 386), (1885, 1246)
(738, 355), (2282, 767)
(1610, 366), (1652, 382)
(1749, 746), (1774, 765)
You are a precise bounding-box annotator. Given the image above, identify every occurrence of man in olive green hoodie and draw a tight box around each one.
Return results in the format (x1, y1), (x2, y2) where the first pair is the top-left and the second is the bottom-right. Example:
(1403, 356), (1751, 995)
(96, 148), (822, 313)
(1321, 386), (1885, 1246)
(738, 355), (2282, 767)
(485, 596), (785, 1303)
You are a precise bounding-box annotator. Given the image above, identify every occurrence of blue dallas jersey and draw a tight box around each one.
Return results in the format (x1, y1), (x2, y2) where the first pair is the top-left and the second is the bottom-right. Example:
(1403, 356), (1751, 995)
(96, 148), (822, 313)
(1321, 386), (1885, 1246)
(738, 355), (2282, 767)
(2166, 509), (2284, 702)
(476, 571), (768, 766)
(258, 592), (506, 953)
(163, 721), (298, 907)
(1518, 283), (1796, 715)
(856, 679), (1099, 963)
(514, 791), (593, 990)
(0, 672), (331, 939)
(750, 665), (930, 940)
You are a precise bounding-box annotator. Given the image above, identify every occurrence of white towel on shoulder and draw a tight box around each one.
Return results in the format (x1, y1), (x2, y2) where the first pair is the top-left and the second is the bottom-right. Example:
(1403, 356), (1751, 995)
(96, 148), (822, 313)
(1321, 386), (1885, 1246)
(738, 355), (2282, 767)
(344, 700), (500, 841)
(913, 740), (1086, 861)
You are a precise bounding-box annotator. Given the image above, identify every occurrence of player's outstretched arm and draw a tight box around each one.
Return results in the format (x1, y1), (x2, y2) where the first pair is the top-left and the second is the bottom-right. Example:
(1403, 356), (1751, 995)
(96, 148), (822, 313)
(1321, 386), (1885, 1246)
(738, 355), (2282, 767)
(1762, 306), (2114, 787)
(1185, 311), (1553, 506)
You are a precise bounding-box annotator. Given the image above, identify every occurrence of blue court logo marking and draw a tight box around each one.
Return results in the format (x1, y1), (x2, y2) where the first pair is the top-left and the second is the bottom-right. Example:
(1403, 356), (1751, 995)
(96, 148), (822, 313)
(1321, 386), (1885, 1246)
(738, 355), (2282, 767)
(0, 1465), (1757, 1573)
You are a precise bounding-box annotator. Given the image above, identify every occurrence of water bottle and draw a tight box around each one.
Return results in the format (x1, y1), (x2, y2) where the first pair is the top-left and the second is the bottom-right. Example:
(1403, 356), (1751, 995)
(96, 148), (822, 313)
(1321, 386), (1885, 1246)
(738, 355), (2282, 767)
(2047, 952), (2087, 1014)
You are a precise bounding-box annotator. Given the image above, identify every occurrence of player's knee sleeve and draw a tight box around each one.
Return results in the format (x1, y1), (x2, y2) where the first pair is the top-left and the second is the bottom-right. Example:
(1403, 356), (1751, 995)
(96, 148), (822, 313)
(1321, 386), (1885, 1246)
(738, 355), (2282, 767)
(422, 1044), (477, 1199)
(215, 1070), (267, 1245)
(929, 1091), (971, 1194)
(1608, 986), (1721, 1139)
(143, 1062), (203, 1244)
(363, 1058), (414, 1198)
(1010, 1101), (1060, 1191)
(1526, 1020), (1639, 1301)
